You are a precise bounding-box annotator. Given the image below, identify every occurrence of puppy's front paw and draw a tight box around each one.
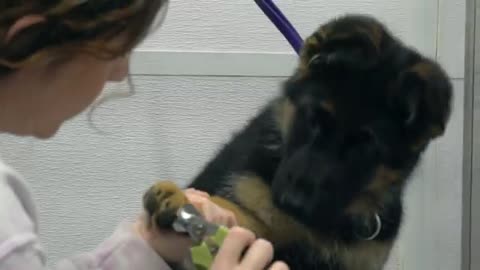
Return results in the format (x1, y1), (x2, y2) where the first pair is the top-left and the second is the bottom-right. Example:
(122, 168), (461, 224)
(143, 181), (188, 229)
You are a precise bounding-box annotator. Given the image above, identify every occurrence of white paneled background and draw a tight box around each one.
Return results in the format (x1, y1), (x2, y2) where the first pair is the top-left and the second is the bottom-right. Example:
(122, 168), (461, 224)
(0, 1), (466, 269)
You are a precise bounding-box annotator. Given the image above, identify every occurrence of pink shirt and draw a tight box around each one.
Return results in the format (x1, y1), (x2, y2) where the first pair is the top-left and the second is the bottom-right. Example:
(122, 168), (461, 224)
(0, 158), (172, 270)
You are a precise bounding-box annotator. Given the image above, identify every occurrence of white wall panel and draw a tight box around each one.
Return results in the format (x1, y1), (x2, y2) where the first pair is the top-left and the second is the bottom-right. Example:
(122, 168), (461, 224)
(139, 0), (438, 57)
(437, 0), (466, 78)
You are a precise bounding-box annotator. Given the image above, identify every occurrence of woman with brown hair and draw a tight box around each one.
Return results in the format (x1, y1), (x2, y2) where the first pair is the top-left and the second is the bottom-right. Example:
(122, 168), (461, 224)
(0, 1), (288, 269)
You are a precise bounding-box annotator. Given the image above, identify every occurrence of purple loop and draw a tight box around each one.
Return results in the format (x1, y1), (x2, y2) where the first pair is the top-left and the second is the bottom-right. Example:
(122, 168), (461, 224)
(255, 0), (304, 55)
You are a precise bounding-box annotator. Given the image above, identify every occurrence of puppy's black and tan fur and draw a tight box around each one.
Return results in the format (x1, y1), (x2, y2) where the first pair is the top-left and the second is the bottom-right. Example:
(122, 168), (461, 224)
(143, 14), (453, 270)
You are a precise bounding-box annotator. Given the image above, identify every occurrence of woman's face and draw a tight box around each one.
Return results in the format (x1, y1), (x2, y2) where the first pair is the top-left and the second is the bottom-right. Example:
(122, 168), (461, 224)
(0, 53), (130, 139)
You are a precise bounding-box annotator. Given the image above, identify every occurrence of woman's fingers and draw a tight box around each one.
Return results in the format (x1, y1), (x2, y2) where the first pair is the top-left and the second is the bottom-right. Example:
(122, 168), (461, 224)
(215, 227), (256, 263)
(269, 261), (290, 270)
(210, 226), (290, 270)
(183, 189), (289, 270)
(226, 211), (238, 227)
(185, 190), (238, 227)
(201, 198), (215, 223)
(184, 188), (210, 198)
(240, 238), (274, 269)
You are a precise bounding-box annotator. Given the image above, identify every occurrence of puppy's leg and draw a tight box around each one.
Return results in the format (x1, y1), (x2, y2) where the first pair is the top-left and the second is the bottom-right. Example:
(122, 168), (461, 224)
(209, 195), (270, 238)
(143, 180), (268, 237)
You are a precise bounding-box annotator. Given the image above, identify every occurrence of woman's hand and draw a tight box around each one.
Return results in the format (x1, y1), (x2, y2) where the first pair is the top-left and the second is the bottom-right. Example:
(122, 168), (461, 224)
(211, 227), (289, 270)
(184, 188), (237, 227)
(135, 188), (237, 262)
(136, 188), (289, 269)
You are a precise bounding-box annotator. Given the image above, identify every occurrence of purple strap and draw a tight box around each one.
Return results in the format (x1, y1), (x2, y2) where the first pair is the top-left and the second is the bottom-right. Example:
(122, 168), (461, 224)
(255, 0), (304, 55)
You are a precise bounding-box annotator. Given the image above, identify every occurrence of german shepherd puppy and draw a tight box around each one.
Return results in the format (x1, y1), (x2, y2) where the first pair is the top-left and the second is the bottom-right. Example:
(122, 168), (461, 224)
(143, 14), (453, 270)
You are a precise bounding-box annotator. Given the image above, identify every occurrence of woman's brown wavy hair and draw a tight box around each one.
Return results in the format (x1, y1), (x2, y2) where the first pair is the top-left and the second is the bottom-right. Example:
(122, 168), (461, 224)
(0, 0), (168, 75)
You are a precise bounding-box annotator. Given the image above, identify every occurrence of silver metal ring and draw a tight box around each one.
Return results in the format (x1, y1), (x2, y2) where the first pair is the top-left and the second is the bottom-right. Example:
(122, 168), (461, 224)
(363, 213), (382, 241)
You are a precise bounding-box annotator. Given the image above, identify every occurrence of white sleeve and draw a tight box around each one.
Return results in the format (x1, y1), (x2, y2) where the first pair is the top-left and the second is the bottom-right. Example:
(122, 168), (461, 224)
(0, 165), (172, 270)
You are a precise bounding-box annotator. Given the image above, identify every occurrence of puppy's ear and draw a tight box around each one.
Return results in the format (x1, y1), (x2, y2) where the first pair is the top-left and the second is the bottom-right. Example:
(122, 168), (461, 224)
(391, 59), (453, 148)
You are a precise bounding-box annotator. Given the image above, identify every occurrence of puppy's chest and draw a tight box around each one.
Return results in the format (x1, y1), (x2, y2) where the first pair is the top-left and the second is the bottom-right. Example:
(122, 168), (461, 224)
(275, 240), (391, 270)
(230, 177), (392, 270)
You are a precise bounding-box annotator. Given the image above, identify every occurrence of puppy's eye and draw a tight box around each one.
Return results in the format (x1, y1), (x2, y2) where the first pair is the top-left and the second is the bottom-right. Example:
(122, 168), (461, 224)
(343, 127), (377, 152)
(351, 128), (376, 145)
(309, 53), (334, 67)
(305, 106), (330, 127)
(309, 54), (322, 66)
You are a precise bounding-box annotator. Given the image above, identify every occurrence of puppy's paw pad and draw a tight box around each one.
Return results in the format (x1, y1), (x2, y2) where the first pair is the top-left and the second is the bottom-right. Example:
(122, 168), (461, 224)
(143, 181), (188, 229)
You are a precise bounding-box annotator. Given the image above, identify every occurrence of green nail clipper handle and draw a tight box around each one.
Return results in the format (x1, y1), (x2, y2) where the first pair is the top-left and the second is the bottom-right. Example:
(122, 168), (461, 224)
(190, 225), (229, 270)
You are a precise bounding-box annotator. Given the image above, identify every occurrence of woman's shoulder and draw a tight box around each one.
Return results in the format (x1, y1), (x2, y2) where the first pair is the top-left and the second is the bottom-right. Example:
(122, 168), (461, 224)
(0, 156), (39, 232)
